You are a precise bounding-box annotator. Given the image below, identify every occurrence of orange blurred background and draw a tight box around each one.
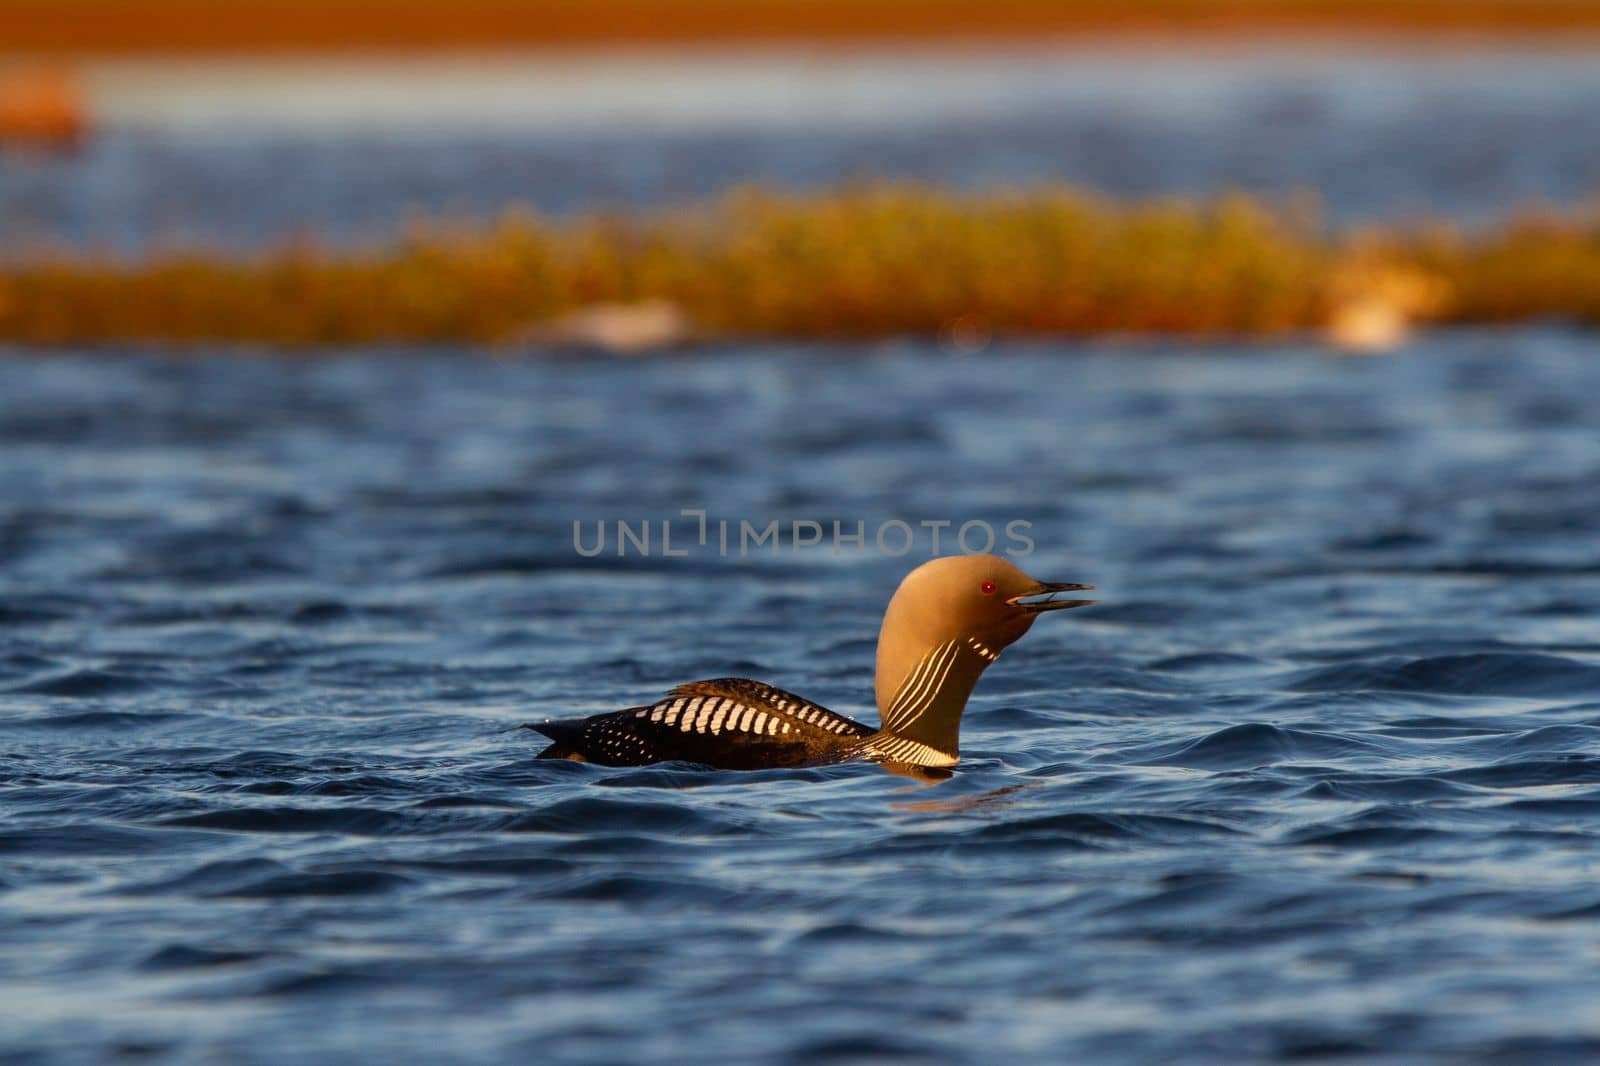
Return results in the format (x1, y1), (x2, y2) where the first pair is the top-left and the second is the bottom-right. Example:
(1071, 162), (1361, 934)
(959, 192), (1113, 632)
(5, 0), (1600, 54)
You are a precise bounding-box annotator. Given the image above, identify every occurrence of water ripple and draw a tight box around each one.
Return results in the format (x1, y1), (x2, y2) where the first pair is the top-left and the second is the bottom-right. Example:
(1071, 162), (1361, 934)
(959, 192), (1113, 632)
(4, 336), (1600, 1062)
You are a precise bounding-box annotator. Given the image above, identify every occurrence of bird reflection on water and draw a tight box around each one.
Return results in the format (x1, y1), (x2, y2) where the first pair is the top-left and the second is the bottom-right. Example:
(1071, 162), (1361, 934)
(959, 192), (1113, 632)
(891, 781), (1033, 811)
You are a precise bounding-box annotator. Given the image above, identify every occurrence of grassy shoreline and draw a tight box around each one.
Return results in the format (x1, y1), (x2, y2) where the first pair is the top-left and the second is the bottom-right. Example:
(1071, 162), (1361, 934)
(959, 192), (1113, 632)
(2, 186), (1597, 349)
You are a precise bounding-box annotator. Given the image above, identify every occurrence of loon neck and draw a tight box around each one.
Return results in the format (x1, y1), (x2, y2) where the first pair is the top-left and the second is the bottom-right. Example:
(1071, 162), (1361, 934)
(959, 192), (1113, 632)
(875, 637), (1001, 758)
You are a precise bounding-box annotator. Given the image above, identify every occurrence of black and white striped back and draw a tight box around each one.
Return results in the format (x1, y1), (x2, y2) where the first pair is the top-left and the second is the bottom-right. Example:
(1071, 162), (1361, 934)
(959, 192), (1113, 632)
(531, 677), (874, 769)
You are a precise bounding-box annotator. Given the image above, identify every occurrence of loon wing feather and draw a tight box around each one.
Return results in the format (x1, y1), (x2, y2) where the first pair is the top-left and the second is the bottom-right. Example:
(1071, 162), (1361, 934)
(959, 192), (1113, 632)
(524, 679), (873, 767)
(668, 678), (874, 738)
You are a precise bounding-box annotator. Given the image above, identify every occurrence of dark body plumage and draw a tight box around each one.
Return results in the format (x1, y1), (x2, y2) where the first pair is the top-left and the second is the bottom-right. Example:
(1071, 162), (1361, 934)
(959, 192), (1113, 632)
(530, 678), (876, 770)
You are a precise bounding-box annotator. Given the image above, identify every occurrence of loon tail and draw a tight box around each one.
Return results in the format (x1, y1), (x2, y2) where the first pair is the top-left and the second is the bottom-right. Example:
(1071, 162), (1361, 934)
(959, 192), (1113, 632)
(524, 719), (586, 761)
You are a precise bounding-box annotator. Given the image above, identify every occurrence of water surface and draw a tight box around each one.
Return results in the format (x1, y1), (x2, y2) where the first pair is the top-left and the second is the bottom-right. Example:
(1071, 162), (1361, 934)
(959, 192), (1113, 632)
(6, 46), (1600, 251)
(4, 333), (1600, 1061)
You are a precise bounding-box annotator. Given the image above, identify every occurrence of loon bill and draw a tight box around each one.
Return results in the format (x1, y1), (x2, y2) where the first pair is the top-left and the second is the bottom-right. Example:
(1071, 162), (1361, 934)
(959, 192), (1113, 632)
(527, 554), (1095, 770)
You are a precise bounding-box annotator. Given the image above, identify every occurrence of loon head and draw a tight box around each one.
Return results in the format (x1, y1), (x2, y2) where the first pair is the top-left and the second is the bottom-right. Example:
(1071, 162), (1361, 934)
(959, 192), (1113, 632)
(872, 554), (1094, 760)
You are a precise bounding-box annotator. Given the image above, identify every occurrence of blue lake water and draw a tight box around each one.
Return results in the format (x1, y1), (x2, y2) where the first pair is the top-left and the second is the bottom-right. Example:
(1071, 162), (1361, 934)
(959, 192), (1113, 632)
(4, 332), (1600, 1062)
(5, 45), (1600, 251)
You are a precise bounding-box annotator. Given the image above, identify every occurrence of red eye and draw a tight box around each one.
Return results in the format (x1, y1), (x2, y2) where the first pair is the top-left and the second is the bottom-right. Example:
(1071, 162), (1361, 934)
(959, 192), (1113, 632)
(980, 580), (996, 595)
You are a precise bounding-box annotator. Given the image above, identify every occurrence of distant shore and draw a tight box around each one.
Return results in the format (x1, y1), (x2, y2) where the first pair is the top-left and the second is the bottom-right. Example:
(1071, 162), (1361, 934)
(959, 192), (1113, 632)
(9, 1), (1600, 55)
(2, 185), (1595, 351)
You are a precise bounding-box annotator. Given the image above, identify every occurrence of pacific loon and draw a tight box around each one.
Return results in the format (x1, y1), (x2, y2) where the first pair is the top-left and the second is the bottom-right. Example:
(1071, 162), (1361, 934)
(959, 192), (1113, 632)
(528, 554), (1095, 770)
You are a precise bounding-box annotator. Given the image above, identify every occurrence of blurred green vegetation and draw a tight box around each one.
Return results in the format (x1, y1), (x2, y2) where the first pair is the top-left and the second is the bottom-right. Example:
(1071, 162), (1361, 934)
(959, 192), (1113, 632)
(1, 185), (1596, 347)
